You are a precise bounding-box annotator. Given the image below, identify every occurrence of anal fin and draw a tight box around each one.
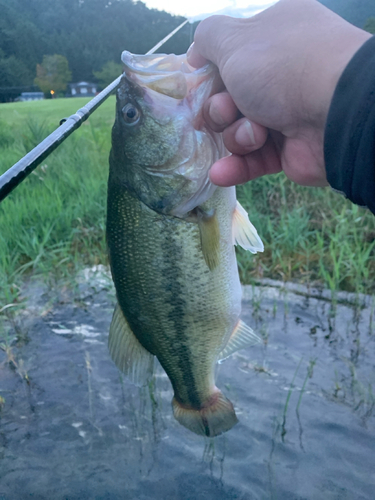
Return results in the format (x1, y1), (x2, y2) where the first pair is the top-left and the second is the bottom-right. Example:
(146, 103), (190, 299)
(218, 320), (261, 362)
(233, 201), (264, 253)
(108, 303), (154, 386)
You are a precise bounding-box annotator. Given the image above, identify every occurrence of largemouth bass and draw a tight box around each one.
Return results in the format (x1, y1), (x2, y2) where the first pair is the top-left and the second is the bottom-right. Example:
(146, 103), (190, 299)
(107, 51), (264, 437)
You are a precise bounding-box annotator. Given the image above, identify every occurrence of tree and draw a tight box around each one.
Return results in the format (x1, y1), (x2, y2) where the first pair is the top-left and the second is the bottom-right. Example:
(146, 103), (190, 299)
(0, 55), (32, 87)
(34, 54), (72, 95)
(0, 0), (192, 86)
(364, 16), (375, 34)
(93, 61), (123, 88)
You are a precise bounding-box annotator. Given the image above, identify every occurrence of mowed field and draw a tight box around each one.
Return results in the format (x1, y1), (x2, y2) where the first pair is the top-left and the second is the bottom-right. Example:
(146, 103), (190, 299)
(0, 97), (374, 311)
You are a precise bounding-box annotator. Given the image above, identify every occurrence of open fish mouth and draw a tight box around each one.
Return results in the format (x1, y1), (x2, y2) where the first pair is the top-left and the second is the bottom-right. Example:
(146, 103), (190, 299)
(121, 50), (215, 101)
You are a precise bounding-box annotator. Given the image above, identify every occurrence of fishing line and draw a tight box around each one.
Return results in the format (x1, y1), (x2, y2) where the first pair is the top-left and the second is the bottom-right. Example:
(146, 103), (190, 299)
(0, 20), (188, 203)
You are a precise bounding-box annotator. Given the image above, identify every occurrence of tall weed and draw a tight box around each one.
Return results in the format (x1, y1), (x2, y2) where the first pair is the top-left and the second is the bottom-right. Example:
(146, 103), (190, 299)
(0, 111), (109, 305)
(237, 174), (375, 293)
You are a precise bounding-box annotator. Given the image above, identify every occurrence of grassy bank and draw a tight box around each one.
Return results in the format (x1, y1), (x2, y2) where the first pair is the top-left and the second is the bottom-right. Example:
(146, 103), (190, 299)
(0, 97), (114, 306)
(237, 178), (375, 295)
(0, 97), (374, 312)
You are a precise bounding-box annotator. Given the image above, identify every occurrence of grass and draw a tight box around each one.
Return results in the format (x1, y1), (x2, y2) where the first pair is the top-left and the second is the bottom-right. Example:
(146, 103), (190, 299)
(0, 97), (115, 129)
(0, 96), (375, 315)
(0, 97), (114, 307)
(236, 175), (375, 295)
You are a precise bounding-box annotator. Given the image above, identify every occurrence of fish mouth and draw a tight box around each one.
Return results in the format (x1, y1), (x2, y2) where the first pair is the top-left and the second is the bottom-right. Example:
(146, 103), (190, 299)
(121, 50), (214, 101)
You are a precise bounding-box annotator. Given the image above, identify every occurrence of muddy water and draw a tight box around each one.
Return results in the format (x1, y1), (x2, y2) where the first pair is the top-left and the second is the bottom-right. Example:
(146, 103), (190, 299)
(0, 274), (374, 499)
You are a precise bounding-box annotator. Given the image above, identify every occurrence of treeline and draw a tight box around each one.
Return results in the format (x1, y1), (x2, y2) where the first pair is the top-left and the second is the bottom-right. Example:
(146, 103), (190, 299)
(0, 0), (192, 90)
(320, 0), (375, 28)
(1, 0), (375, 96)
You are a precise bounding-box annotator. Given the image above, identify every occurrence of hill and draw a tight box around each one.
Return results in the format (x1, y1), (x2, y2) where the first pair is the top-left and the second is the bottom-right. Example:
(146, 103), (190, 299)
(0, 0), (191, 99)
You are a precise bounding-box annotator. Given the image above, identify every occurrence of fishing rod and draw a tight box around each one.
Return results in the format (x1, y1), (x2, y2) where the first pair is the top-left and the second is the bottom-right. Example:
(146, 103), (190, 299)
(0, 20), (188, 203)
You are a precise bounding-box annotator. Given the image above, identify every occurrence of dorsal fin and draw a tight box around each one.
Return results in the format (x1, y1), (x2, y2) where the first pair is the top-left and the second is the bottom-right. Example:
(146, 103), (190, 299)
(218, 320), (261, 362)
(232, 201), (264, 253)
(108, 303), (154, 386)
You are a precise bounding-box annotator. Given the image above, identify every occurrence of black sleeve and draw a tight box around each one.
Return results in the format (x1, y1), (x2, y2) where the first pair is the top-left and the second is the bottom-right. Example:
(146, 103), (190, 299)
(324, 35), (375, 215)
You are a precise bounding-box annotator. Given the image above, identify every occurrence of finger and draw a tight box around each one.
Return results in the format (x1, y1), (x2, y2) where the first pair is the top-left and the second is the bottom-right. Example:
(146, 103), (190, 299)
(203, 92), (239, 132)
(209, 137), (282, 186)
(186, 42), (208, 68)
(187, 16), (239, 69)
(222, 118), (268, 155)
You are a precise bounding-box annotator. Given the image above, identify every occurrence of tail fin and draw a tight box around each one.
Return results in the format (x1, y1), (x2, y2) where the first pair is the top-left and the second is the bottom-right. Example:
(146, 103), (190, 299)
(172, 391), (238, 437)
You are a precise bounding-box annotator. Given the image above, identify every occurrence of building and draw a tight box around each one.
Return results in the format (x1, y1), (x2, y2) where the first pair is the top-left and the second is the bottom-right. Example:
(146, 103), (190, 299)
(68, 82), (97, 97)
(18, 92), (44, 101)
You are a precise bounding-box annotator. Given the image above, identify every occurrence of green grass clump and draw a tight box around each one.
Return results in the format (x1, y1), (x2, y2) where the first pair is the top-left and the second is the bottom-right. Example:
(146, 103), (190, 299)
(237, 175), (375, 294)
(0, 97), (115, 305)
(0, 96), (374, 311)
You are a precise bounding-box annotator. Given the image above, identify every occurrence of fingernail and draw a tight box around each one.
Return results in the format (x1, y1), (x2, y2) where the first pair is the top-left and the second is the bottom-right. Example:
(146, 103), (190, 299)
(187, 43), (197, 66)
(234, 120), (256, 148)
(187, 43), (208, 68)
(187, 42), (194, 59)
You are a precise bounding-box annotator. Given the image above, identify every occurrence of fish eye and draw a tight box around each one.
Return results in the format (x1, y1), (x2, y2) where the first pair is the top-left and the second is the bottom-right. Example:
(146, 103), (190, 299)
(122, 103), (140, 125)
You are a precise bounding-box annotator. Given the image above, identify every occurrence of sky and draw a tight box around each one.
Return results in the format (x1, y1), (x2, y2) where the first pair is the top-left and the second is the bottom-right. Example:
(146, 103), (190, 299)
(141, 0), (278, 22)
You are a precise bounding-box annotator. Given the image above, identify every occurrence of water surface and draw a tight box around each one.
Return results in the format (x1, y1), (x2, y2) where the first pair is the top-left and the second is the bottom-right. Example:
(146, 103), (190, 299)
(1, 275), (374, 499)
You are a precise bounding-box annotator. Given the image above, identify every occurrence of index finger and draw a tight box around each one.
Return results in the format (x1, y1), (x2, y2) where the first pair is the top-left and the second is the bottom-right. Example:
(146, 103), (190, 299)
(187, 15), (237, 69)
(187, 42), (208, 68)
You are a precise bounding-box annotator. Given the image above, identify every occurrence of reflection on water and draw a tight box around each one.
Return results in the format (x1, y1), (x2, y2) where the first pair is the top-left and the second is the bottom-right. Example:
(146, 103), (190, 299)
(0, 279), (374, 499)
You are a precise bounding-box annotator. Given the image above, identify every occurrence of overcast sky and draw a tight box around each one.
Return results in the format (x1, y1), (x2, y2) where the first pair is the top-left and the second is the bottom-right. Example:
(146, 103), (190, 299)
(141, 0), (278, 21)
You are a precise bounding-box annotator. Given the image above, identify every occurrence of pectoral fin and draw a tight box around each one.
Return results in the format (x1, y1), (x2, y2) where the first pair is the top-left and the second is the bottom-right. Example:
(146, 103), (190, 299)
(108, 303), (154, 386)
(218, 320), (261, 362)
(233, 201), (264, 253)
(197, 209), (221, 271)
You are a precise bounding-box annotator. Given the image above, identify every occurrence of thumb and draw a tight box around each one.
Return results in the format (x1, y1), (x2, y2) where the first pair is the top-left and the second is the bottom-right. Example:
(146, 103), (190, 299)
(187, 16), (239, 70)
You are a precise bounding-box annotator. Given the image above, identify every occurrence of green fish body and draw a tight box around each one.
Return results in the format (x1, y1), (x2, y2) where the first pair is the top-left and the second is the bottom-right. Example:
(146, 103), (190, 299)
(107, 52), (263, 437)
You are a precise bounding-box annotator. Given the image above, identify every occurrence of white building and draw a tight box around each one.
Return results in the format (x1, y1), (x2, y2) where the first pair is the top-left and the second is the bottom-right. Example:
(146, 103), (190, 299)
(68, 82), (97, 97)
(19, 92), (44, 101)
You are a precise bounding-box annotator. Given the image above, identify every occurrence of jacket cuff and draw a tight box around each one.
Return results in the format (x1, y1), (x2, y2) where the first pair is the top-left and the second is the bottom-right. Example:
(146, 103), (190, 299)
(324, 35), (375, 214)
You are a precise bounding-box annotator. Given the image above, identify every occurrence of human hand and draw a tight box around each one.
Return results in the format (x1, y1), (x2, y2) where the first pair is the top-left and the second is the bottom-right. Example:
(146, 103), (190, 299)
(187, 0), (371, 187)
